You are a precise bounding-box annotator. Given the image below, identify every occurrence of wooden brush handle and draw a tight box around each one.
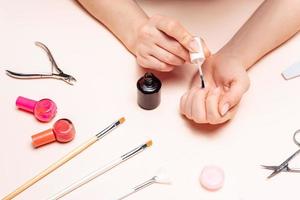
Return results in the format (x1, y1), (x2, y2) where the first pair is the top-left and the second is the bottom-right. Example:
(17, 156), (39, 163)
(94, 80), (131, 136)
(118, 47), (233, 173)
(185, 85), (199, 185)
(2, 137), (97, 200)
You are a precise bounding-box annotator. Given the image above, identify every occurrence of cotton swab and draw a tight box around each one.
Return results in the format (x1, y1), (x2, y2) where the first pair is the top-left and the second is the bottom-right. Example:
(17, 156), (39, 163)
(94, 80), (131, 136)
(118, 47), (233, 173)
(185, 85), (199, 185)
(3, 117), (125, 200)
(190, 37), (206, 88)
(47, 140), (153, 200)
(115, 168), (171, 200)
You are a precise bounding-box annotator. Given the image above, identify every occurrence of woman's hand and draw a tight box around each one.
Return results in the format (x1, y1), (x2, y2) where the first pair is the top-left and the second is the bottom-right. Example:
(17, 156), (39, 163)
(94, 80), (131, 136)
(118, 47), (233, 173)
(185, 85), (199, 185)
(180, 53), (250, 124)
(132, 15), (203, 72)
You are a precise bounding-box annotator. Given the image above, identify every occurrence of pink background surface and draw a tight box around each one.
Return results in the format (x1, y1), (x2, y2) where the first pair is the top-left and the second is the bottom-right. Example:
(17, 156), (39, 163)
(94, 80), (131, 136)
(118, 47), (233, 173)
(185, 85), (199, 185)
(1, 0), (300, 199)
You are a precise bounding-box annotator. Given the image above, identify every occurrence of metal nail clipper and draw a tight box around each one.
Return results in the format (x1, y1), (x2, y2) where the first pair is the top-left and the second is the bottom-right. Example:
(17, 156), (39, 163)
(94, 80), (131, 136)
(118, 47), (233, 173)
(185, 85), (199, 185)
(262, 129), (300, 179)
(6, 41), (76, 85)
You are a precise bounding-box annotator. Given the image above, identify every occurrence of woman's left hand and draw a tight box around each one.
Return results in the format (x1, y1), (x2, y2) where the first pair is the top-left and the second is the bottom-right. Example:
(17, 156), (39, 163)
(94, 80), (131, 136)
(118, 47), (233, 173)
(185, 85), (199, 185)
(180, 53), (250, 124)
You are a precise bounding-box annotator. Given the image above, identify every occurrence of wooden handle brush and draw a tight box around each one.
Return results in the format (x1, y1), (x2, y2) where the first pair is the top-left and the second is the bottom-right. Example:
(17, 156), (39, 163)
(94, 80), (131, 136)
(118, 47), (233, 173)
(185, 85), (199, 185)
(2, 117), (125, 200)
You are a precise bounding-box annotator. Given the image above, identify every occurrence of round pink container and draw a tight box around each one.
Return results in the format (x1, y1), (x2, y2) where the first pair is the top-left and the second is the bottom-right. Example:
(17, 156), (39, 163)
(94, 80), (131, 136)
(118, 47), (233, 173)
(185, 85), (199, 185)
(199, 165), (225, 191)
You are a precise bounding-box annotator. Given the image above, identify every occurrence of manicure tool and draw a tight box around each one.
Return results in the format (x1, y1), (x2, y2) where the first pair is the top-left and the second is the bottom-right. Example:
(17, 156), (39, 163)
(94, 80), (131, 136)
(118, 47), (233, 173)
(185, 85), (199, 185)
(115, 168), (171, 200)
(6, 42), (76, 85)
(16, 96), (57, 122)
(190, 37), (205, 88)
(262, 129), (300, 179)
(282, 61), (300, 80)
(47, 140), (153, 200)
(2, 117), (125, 200)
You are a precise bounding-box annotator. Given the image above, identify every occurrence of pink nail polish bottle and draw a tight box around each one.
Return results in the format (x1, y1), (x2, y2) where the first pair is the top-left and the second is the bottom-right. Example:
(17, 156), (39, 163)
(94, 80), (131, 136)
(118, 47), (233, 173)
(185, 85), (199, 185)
(16, 96), (57, 122)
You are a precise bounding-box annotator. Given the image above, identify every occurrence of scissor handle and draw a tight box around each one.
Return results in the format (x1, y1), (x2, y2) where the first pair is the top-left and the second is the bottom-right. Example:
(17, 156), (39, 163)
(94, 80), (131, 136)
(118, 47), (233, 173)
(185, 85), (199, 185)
(293, 129), (300, 146)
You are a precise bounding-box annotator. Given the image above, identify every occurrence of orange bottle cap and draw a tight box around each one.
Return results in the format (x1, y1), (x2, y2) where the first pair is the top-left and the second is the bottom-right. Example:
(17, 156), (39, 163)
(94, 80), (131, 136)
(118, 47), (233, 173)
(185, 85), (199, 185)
(31, 128), (56, 148)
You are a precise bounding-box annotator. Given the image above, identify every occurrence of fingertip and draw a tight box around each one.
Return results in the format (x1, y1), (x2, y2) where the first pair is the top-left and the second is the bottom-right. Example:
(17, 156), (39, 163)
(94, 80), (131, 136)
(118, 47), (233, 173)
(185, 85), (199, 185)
(205, 87), (223, 124)
(160, 66), (175, 72)
(218, 105), (239, 124)
(156, 61), (175, 72)
(191, 90), (207, 124)
(182, 51), (191, 62)
(177, 58), (186, 66)
(218, 82), (245, 115)
(180, 92), (189, 114)
(219, 103), (230, 116)
(184, 89), (198, 119)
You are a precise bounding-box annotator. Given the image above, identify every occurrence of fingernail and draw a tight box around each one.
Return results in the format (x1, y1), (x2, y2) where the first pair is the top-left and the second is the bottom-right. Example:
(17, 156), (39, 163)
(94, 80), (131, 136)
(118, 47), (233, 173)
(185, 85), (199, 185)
(189, 38), (201, 52)
(213, 87), (220, 95)
(220, 103), (230, 116)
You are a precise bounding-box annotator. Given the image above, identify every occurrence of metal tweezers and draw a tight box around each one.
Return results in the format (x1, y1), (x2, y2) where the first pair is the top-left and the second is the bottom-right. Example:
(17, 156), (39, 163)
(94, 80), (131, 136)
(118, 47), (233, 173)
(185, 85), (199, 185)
(6, 41), (76, 85)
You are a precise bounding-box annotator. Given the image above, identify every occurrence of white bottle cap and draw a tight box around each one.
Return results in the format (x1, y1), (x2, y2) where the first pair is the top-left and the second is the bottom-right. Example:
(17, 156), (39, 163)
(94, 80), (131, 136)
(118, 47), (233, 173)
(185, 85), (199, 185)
(190, 37), (205, 65)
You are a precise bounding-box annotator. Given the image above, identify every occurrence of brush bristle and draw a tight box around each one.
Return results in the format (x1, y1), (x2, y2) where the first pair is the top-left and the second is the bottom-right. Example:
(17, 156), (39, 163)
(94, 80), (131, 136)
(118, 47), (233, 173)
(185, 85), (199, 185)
(146, 140), (153, 147)
(119, 117), (125, 124)
(201, 78), (205, 89)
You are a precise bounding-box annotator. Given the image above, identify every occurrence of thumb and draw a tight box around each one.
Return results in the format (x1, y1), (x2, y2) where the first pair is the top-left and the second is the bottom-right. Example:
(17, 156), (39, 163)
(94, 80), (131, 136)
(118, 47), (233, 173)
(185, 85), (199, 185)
(218, 81), (248, 116)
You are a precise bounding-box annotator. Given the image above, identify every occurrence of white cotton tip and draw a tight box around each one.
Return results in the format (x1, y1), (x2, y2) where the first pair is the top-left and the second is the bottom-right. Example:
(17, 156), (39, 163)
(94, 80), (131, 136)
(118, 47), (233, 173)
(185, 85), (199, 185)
(190, 37), (205, 64)
(282, 62), (300, 80)
(154, 168), (172, 184)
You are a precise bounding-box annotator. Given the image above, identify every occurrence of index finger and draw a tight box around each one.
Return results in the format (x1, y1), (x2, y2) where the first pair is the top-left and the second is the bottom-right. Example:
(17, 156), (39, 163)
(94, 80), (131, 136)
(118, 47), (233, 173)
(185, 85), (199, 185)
(154, 16), (194, 51)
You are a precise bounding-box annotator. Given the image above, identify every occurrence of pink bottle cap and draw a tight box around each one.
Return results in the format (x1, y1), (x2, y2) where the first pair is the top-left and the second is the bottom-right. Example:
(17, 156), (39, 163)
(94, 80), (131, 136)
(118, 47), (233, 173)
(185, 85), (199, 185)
(34, 99), (57, 122)
(53, 119), (76, 143)
(31, 118), (75, 148)
(199, 165), (225, 191)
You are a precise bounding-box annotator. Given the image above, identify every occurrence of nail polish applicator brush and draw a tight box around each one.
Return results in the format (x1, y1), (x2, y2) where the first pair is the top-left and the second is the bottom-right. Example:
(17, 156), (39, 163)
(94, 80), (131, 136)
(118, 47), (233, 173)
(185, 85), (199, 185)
(190, 37), (206, 89)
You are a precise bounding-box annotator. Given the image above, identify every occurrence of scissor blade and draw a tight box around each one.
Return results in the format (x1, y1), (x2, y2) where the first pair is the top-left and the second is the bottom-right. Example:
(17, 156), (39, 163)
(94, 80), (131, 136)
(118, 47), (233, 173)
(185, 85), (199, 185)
(261, 165), (279, 170)
(261, 165), (300, 173)
(262, 164), (284, 179)
(266, 162), (289, 179)
(267, 170), (281, 179)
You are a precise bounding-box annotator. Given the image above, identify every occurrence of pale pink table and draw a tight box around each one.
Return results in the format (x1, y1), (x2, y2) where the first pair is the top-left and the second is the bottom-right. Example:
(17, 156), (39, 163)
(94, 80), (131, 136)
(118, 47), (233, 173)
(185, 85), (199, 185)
(1, 0), (300, 199)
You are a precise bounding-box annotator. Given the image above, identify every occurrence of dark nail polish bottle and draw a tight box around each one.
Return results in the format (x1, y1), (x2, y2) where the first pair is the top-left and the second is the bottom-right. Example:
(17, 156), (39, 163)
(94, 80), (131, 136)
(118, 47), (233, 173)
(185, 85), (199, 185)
(137, 72), (161, 110)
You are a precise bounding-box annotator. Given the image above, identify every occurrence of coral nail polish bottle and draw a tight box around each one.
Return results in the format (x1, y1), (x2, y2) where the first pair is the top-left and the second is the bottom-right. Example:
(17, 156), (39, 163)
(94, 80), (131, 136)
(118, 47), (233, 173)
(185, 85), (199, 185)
(31, 118), (76, 148)
(16, 96), (57, 122)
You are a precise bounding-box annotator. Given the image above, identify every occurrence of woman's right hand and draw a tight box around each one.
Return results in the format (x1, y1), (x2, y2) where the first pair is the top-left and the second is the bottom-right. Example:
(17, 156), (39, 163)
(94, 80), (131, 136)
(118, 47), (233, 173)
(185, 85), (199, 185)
(132, 15), (206, 72)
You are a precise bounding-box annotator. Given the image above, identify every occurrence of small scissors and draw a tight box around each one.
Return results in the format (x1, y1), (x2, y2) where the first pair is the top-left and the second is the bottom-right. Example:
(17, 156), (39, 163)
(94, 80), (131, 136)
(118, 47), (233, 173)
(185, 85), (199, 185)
(6, 41), (76, 85)
(262, 129), (300, 179)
